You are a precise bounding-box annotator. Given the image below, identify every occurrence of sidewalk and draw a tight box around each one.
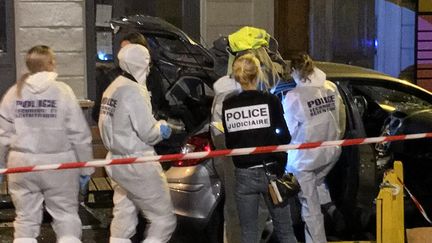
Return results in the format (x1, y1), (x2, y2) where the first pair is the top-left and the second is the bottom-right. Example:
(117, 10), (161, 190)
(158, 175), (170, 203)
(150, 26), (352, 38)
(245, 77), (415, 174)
(0, 202), (192, 243)
(0, 204), (111, 243)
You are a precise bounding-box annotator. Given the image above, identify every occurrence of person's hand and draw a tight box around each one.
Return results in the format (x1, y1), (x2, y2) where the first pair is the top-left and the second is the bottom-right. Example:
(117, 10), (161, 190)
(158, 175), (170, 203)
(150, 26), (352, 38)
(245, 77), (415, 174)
(160, 124), (172, 139)
(79, 175), (91, 193)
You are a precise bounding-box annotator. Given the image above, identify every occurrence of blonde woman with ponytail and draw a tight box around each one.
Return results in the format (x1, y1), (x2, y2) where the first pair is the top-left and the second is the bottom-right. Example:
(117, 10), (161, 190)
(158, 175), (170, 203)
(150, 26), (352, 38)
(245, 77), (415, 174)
(0, 45), (93, 243)
(16, 47), (55, 97)
(282, 53), (346, 243)
(221, 53), (297, 243)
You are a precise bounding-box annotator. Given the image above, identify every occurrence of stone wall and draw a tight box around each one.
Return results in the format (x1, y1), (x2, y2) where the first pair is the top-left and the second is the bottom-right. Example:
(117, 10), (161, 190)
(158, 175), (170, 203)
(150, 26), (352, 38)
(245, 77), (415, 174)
(200, 0), (274, 48)
(15, 0), (87, 98)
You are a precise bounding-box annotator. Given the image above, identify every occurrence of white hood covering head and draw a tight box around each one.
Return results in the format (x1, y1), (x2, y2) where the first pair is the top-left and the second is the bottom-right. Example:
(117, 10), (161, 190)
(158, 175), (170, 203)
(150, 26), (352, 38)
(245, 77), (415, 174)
(213, 75), (241, 95)
(118, 44), (151, 85)
(25, 71), (58, 94)
(294, 67), (326, 87)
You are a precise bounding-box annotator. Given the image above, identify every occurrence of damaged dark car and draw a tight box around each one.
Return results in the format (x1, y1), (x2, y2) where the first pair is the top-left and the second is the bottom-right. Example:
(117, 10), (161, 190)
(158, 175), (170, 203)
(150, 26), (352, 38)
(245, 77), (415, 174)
(95, 14), (432, 242)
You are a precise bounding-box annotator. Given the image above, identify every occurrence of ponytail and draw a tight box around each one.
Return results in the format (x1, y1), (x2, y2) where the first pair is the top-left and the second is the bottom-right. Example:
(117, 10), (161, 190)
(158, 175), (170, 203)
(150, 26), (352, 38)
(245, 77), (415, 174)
(291, 53), (315, 82)
(16, 45), (55, 97)
(249, 47), (279, 88)
(16, 73), (30, 98)
(232, 53), (262, 89)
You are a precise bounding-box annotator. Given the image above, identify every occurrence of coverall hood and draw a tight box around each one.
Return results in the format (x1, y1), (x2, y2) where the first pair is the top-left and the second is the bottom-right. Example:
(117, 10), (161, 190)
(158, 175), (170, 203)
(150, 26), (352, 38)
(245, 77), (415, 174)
(118, 44), (151, 86)
(25, 71), (58, 94)
(294, 67), (326, 87)
(213, 75), (241, 95)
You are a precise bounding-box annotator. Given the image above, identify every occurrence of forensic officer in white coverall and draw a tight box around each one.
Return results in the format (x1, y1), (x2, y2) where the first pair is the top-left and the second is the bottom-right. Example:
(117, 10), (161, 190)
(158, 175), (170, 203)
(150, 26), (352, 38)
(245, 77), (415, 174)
(0, 45), (93, 243)
(282, 54), (346, 243)
(98, 44), (176, 243)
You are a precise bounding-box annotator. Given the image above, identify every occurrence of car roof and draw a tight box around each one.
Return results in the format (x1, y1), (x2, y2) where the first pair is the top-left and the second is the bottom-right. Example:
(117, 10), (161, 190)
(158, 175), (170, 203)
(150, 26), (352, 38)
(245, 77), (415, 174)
(315, 61), (396, 81)
(315, 61), (432, 95)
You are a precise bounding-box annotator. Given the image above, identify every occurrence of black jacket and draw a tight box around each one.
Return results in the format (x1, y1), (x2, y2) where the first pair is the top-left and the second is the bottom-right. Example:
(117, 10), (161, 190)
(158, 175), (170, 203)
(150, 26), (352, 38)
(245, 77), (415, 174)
(222, 90), (291, 170)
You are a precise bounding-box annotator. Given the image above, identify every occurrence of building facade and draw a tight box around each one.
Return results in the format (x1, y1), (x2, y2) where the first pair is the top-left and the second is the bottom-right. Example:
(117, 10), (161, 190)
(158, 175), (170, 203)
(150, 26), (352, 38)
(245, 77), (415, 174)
(0, 0), (423, 100)
(2, 0), (275, 100)
(200, 0), (274, 48)
(417, 0), (432, 89)
(14, 0), (87, 98)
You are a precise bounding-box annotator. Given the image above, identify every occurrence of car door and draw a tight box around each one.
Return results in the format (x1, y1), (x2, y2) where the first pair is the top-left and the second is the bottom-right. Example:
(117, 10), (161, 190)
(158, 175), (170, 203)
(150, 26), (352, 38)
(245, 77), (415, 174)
(271, 78), (376, 236)
(325, 80), (378, 234)
(340, 78), (432, 228)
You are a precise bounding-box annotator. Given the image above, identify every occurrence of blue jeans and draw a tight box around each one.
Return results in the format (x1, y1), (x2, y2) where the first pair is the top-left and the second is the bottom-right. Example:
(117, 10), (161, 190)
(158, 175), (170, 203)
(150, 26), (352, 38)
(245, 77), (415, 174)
(235, 167), (298, 243)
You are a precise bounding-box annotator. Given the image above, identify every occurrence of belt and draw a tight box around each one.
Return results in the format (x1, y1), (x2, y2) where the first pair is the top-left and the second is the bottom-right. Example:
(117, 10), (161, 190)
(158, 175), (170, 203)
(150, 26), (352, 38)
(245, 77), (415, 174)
(248, 162), (276, 169)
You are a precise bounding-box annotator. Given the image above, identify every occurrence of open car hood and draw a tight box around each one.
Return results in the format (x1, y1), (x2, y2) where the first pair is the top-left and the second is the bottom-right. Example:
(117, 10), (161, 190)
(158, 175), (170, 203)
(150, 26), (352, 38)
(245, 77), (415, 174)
(111, 15), (196, 44)
(111, 15), (218, 74)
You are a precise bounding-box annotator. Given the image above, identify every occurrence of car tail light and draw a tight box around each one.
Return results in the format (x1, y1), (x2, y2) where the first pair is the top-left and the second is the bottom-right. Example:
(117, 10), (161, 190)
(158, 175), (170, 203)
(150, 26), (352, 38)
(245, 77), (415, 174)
(171, 133), (213, 167)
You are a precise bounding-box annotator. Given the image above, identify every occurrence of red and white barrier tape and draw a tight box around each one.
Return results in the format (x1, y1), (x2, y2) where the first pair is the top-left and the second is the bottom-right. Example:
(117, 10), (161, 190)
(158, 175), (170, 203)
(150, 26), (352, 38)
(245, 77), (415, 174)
(1, 132), (432, 175)
(397, 177), (432, 225)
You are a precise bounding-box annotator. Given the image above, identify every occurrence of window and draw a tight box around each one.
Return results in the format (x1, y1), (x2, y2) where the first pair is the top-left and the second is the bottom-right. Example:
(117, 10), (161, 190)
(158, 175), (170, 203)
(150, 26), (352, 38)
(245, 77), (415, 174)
(343, 79), (432, 137)
(96, 31), (113, 61)
(95, 3), (113, 62)
(349, 82), (432, 111)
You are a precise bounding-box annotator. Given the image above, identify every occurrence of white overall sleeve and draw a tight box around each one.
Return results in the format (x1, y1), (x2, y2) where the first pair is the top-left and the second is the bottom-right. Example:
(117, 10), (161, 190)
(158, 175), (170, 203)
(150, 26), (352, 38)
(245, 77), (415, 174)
(64, 86), (94, 175)
(126, 88), (163, 146)
(283, 92), (302, 137)
(210, 92), (227, 136)
(325, 81), (346, 139)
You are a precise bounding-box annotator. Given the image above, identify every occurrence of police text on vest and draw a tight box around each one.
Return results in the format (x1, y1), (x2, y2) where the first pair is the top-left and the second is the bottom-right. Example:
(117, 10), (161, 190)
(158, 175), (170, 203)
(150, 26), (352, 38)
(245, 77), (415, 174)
(225, 104), (271, 132)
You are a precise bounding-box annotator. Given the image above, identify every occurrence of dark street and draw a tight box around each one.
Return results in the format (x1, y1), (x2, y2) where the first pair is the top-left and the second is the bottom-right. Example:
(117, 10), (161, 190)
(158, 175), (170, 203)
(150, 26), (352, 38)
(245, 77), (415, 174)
(0, 203), (193, 243)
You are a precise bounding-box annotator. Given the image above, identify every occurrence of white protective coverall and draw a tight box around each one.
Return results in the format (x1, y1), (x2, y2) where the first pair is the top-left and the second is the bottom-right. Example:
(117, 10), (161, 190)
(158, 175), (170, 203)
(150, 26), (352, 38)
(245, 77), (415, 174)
(210, 76), (242, 243)
(210, 75), (241, 139)
(282, 67), (346, 243)
(0, 71), (93, 243)
(98, 44), (176, 243)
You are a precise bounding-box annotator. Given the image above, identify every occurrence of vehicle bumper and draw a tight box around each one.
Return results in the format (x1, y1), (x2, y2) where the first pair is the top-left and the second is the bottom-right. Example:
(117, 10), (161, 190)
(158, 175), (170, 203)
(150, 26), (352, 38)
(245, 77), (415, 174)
(165, 161), (222, 229)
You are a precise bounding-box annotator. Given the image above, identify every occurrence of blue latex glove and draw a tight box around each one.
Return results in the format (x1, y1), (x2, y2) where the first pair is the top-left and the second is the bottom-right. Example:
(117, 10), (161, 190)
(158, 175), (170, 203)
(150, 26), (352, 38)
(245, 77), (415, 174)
(0, 174), (3, 184)
(160, 124), (172, 139)
(79, 175), (91, 193)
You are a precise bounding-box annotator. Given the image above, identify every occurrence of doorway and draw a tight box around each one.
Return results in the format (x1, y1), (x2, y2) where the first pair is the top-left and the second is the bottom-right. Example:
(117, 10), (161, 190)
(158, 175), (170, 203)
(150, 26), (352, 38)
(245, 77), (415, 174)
(0, 0), (16, 96)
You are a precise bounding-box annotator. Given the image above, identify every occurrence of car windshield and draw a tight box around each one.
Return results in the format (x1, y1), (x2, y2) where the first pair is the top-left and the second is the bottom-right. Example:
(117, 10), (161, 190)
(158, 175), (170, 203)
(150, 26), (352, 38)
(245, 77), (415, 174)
(354, 85), (432, 111)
